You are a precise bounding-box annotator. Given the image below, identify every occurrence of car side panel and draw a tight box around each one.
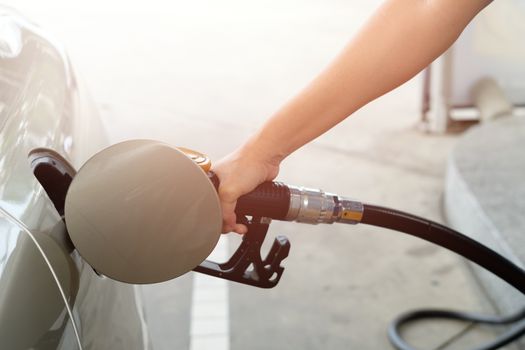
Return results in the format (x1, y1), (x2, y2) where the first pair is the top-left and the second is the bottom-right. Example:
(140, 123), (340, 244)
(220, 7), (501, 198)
(0, 8), (149, 349)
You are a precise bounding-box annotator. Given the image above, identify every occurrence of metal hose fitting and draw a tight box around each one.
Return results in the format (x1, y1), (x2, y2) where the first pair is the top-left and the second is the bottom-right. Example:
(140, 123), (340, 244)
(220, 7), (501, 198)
(285, 186), (363, 225)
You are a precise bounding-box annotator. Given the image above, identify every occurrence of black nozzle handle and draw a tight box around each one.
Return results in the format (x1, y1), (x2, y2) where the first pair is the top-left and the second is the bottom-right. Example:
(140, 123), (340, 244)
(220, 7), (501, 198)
(236, 182), (291, 220)
(208, 173), (291, 220)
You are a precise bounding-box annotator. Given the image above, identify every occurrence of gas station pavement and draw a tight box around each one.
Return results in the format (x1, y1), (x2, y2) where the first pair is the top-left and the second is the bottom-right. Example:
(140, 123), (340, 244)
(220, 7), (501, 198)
(11, 1), (519, 349)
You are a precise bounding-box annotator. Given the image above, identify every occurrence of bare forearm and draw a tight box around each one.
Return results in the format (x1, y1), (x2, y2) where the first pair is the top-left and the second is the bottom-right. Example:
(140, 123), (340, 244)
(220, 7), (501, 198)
(248, 0), (492, 161)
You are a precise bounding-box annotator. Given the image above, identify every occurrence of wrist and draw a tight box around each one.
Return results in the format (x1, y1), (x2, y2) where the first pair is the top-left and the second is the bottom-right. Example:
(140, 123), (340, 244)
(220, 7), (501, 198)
(241, 130), (288, 167)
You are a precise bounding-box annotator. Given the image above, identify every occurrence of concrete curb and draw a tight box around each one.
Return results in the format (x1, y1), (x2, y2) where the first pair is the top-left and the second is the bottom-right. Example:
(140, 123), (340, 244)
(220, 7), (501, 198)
(444, 115), (525, 318)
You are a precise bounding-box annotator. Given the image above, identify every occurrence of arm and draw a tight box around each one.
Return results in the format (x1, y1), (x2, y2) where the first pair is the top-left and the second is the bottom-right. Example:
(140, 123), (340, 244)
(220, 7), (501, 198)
(213, 0), (493, 234)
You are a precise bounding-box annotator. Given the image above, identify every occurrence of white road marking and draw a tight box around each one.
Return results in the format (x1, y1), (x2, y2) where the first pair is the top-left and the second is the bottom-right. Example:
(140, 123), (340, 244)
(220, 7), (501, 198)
(189, 236), (230, 350)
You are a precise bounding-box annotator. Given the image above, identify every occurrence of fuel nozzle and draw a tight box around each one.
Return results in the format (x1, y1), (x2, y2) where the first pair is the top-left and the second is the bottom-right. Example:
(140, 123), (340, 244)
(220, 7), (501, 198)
(227, 178), (364, 226)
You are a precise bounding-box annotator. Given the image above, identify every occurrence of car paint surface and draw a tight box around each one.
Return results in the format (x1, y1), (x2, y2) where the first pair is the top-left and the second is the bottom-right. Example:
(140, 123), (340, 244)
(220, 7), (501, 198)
(0, 7), (150, 349)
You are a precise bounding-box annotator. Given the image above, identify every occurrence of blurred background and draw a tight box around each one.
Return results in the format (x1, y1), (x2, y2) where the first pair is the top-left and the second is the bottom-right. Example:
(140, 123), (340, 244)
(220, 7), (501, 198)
(5, 0), (525, 349)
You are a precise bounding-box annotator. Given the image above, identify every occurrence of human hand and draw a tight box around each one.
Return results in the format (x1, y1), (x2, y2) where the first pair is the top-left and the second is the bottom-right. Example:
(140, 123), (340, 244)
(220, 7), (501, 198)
(211, 142), (281, 234)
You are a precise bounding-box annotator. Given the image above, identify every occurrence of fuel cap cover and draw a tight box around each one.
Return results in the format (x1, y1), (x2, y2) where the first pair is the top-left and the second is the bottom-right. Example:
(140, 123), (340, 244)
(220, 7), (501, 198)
(64, 139), (222, 284)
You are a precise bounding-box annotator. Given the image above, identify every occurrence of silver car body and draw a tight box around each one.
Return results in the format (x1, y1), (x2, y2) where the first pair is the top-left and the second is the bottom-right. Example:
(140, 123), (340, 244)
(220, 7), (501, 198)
(0, 7), (150, 349)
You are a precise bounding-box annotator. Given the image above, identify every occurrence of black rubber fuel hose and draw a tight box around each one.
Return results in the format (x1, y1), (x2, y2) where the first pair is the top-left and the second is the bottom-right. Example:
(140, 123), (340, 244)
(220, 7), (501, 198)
(360, 204), (525, 350)
(388, 307), (525, 350)
(209, 175), (525, 349)
(360, 204), (525, 294)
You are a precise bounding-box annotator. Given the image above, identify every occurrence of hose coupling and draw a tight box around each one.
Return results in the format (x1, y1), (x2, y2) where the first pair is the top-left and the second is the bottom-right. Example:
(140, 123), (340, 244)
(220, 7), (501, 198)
(285, 186), (363, 224)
